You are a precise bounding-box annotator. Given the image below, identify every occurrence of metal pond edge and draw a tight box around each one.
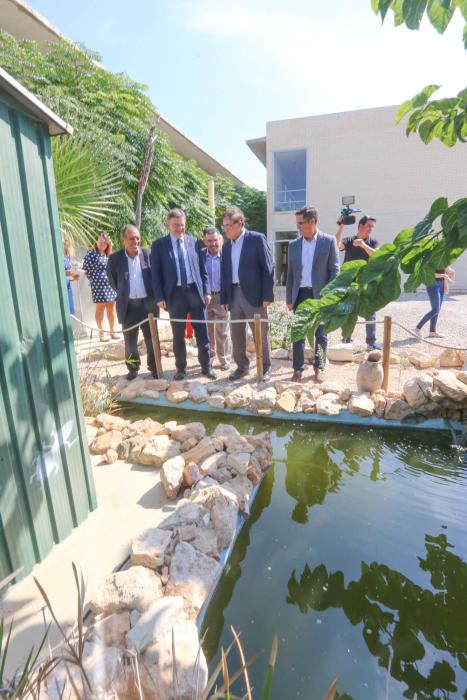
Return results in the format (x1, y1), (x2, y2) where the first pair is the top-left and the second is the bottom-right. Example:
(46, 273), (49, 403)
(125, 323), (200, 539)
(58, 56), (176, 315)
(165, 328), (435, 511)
(116, 394), (465, 434)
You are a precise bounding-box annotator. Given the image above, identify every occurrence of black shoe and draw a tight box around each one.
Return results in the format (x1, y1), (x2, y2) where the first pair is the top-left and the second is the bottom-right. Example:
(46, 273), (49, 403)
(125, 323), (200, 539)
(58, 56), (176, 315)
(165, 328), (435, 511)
(174, 371), (186, 381)
(229, 368), (249, 381)
(202, 369), (217, 380)
(126, 370), (138, 381)
(367, 342), (382, 351)
(150, 371), (159, 379)
(262, 368), (272, 382)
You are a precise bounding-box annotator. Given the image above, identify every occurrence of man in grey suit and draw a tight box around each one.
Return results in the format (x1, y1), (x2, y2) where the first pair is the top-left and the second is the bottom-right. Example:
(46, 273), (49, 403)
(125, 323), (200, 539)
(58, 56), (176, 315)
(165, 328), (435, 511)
(286, 206), (340, 383)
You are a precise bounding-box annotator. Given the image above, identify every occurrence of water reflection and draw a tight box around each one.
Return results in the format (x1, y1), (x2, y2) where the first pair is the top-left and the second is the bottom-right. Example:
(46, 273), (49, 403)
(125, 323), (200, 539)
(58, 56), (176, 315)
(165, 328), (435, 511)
(287, 532), (467, 698)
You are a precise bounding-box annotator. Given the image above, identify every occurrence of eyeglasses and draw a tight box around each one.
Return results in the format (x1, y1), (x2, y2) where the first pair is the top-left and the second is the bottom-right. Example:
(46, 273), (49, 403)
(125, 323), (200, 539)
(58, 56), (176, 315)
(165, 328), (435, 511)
(296, 220), (307, 227)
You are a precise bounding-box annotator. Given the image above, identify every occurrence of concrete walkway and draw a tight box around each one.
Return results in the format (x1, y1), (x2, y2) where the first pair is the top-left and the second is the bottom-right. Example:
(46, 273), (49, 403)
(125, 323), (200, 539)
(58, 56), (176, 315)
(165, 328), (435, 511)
(0, 454), (172, 677)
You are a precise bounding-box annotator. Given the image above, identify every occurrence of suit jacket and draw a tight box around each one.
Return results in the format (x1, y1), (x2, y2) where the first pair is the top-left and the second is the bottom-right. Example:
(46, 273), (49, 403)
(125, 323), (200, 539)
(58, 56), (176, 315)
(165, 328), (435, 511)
(106, 247), (154, 323)
(150, 233), (209, 304)
(220, 230), (274, 308)
(286, 231), (340, 307)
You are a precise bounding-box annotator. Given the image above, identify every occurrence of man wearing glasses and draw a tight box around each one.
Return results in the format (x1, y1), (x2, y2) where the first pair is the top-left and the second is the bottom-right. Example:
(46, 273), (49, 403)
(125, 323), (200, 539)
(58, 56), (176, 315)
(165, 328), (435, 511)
(220, 207), (274, 382)
(286, 206), (340, 383)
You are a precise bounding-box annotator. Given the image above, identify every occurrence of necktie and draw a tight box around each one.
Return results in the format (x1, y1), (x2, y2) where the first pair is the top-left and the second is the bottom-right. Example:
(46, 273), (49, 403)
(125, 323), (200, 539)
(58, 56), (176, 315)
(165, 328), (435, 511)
(176, 238), (188, 287)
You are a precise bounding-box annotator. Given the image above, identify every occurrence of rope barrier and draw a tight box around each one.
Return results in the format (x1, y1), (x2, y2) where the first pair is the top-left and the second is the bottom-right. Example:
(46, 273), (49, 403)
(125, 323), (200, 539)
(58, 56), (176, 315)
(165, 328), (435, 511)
(71, 313), (467, 351)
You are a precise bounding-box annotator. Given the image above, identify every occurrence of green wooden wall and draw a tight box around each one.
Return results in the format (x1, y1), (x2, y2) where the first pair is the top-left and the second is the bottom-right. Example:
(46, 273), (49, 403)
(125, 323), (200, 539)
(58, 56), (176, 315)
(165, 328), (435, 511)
(0, 89), (97, 583)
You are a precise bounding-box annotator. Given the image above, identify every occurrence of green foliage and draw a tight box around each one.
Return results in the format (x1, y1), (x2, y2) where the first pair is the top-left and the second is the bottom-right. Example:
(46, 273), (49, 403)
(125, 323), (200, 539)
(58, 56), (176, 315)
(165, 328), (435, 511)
(372, 0), (467, 46)
(396, 85), (467, 145)
(0, 31), (265, 246)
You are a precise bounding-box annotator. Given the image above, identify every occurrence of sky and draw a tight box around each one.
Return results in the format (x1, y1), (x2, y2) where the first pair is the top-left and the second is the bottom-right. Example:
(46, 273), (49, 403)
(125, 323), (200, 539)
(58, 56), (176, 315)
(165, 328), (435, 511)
(28, 0), (467, 189)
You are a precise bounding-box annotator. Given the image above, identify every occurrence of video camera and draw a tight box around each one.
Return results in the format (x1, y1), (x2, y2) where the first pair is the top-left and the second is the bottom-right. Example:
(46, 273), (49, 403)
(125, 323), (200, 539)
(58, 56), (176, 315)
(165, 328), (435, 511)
(337, 196), (361, 225)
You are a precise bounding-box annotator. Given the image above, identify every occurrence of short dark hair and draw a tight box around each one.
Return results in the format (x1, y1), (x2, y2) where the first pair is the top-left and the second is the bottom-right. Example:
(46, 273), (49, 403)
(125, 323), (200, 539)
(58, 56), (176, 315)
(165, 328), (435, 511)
(167, 208), (186, 220)
(203, 226), (219, 236)
(358, 215), (376, 226)
(295, 205), (318, 222)
(223, 207), (245, 224)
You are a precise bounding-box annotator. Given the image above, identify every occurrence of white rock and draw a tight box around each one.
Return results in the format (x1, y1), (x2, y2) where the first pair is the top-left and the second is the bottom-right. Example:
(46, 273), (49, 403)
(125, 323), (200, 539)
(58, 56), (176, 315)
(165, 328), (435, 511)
(408, 351), (437, 369)
(384, 399), (415, 421)
(438, 348), (464, 368)
(161, 455), (186, 499)
(138, 435), (181, 467)
(158, 502), (210, 530)
(131, 528), (173, 568)
(207, 393), (225, 409)
(171, 422), (206, 443)
(166, 382), (190, 404)
(92, 611), (130, 647)
(199, 451), (228, 475)
(126, 596), (184, 653)
(90, 430), (123, 455)
(183, 461), (199, 486)
(327, 343), (354, 362)
(272, 347), (290, 360)
(188, 383), (210, 403)
(213, 423), (241, 442)
(227, 452), (251, 475)
(457, 371), (467, 385)
(191, 528), (221, 558)
(83, 642), (121, 690)
(90, 566), (163, 614)
(249, 387), (277, 413)
(182, 437), (218, 465)
(403, 373), (433, 408)
(224, 435), (255, 454)
(316, 396), (342, 416)
(276, 390), (297, 413)
(434, 370), (467, 401)
(225, 384), (253, 409)
(347, 393), (375, 417)
(166, 542), (222, 610)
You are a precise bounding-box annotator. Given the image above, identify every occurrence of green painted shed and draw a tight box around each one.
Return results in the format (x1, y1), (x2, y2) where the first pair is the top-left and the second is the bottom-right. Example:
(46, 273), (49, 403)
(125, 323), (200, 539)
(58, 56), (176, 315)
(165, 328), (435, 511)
(0, 68), (96, 584)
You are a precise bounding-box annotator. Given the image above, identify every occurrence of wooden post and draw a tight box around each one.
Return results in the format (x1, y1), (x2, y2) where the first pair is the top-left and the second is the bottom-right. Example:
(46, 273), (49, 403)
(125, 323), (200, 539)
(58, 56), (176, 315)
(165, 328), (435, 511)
(382, 315), (392, 392)
(254, 314), (264, 383)
(208, 179), (215, 223)
(148, 313), (164, 379)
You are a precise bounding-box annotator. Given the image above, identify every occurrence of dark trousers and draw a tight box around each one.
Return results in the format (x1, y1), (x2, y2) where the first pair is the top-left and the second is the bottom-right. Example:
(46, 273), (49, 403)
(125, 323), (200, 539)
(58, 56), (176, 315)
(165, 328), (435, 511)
(343, 314), (376, 346)
(417, 280), (445, 332)
(123, 297), (158, 375)
(292, 288), (327, 371)
(167, 285), (211, 372)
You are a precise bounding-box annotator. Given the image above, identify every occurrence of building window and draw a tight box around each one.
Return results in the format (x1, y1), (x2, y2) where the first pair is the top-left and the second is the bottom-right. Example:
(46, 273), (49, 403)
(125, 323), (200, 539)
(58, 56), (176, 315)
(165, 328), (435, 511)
(274, 149), (307, 212)
(274, 230), (298, 285)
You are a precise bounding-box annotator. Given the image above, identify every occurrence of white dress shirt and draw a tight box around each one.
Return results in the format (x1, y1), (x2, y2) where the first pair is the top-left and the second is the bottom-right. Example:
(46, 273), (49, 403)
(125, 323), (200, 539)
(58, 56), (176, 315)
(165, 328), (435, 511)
(231, 229), (246, 284)
(126, 250), (147, 299)
(300, 236), (317, 287)
(170, 234), (194, 285)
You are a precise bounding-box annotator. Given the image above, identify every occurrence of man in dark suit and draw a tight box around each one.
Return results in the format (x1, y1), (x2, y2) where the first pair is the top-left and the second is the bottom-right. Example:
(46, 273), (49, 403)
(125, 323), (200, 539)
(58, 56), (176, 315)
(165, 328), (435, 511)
(286, 206), (340, 383)
(220, 207), (274, 382)
(107, 224), (158, 380)
(151, 208), (216, 381)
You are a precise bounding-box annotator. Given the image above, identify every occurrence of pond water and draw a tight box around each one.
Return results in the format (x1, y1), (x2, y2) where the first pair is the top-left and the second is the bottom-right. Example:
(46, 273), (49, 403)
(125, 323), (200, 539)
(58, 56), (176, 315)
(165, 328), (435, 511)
(122, 405), (467, 699)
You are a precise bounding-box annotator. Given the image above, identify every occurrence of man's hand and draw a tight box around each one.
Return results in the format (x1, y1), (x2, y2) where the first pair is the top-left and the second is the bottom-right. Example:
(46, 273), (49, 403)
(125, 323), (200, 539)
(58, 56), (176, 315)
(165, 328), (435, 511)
(262, 301), (272, 308)
(157, 300), (167, 310)
(205, 294), (211, 306)
(352, 239), (365, 248)
(286, 303), (293, 311)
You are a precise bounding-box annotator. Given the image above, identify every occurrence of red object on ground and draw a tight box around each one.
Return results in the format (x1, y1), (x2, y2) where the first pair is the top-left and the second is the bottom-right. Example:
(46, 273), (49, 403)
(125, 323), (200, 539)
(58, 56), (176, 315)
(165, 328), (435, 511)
(185, 313), (194, 339)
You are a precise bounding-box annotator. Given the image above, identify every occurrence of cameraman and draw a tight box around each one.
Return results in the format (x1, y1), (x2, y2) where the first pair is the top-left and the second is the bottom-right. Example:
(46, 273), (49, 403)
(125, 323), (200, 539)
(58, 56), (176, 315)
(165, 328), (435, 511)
(335, 214), (380, 350)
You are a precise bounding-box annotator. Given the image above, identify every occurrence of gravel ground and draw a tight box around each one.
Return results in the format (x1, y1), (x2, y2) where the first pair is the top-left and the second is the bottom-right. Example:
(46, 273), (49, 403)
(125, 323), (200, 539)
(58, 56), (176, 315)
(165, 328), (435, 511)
(76, 292), (467, 398)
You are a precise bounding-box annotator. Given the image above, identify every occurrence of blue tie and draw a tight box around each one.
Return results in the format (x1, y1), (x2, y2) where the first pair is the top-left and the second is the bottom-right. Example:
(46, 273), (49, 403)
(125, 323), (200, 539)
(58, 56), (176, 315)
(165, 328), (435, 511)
(177, 238), (188, 287)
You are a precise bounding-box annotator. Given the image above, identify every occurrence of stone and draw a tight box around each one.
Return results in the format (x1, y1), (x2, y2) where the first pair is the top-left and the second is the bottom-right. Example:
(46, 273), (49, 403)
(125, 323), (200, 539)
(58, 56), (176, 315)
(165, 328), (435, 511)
(353, 352), (366, 364)
(86, 425), (98, 444)
(272, 347), (290, 360)
(90, 566), (163, 614)
(162, 420), (178, 434)
(201, 488), (239, 550)
(438, 348), (464, 368)
(92, 611), (131, 647)
(207, 393), (226, 409)
(227, 452), (251, 475)
(274, 380), (302, 395)
(83, 642), (121, 690)
(161, 455), (186, 499)
(384, 399), (415, 422)
(182, 437), (218, 465)
(166, 542), (222, 610)
(252, 445), (273, 470)
(145, 378), (169, 391)
(199, 451), (228, 475)
(347, 393), (375, 417)
(222, 475), (253, 509)
(373, 394), (387, 418)
(191, 527), (221, 558)
(171, 422), (206, 443)
(247, 459), (263, 485)
(90, 430), (123, 455)
(457, 371), (467, 385)
(296, 394), (316, 413)
(389, 353), (401, 365)
(415, 402), (442, 419)
(129, 418), (164, 437)
(140, 390), (160, 400)
(320, 381), (345, 395)
(188, 382), (210, 403)
(408, 351), (437, 369)
(316, 396), (342, 416)
(131, 528), (173, 568)
(276, 390), (297, 413)
(145, 621), (208, 700)
(225, 383), (254, 409)
(403, 373), (433, 409)
(138, 435), (181, 467)
(224, 435), (255, 454)
(126, 596), (184, 654)
(181, 436), (199, 452)
(158, 501), (210, 530)
(166, 382), (189, 404)
(95, 413), (129, 431)
(327, 343), (354, 362)
(249, 387), (277, 413)
(191, 476), (218, 494)
(128, 436), (148, 461)
(104, 448), (118, 464)
(434, 370), (467, 402)
(213, 423), (241, 441)
(183, 461), (199, 486)
(214, 467), (234, 483)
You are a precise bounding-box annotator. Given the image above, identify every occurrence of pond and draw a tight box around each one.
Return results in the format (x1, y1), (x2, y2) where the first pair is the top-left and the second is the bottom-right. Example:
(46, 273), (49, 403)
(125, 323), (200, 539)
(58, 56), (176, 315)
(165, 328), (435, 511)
(121, 405), (467, 699)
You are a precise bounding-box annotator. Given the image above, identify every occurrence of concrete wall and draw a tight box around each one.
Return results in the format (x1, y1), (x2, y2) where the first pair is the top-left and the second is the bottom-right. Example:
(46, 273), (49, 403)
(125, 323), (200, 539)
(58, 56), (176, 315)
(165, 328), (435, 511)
(266, 105), (467, 291)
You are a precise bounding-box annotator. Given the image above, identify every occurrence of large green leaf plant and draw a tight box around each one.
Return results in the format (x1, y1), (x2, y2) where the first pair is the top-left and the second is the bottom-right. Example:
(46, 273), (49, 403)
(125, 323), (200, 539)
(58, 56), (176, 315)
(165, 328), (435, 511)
(292, 0), (467, 345)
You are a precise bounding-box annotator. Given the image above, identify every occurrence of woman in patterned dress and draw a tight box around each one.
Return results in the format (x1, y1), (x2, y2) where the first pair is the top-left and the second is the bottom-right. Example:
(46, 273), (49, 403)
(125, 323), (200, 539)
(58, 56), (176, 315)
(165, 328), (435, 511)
(83, 234), (117, 341)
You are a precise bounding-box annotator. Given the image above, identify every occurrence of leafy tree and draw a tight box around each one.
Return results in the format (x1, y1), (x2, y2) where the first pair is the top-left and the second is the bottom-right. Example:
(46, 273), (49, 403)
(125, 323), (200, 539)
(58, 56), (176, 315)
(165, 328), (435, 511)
(292, 1), (467, 345)
(0, 31), (265, 245)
